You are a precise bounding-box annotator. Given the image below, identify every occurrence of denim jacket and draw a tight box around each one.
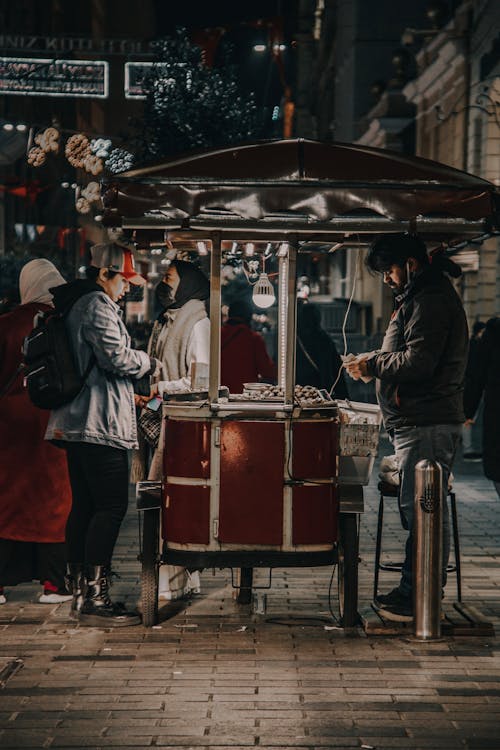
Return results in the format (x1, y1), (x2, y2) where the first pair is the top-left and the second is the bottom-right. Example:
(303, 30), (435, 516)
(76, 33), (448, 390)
(45, 286), (152, 449)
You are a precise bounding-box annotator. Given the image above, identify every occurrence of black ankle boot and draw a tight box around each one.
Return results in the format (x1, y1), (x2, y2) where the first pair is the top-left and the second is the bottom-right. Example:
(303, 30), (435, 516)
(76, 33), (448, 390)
(64, 563), (85, 619)
(79, 565), (141, 627)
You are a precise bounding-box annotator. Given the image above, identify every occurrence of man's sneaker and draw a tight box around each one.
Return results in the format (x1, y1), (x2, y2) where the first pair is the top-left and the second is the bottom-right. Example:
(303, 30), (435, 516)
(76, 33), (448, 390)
(373, 587), (413, 623)
(38, 580), (72, 604)
(0, 586), (6, 605)
(463, 452), (482, 462)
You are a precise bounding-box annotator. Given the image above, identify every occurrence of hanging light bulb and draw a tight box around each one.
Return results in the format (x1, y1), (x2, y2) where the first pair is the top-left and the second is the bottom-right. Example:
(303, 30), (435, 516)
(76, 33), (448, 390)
(252, 272), (276, 308)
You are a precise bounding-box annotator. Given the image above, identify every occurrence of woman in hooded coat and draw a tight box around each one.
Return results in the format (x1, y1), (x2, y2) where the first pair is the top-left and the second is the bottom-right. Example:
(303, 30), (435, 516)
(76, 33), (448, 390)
(295, 302), (349, 399)
(139, 259), (210, 600)
(0, 259), (72, 604)
(464, 316), (500, 499)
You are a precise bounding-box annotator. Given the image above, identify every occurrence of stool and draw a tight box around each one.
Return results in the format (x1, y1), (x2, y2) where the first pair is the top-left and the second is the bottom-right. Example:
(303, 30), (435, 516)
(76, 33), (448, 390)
(373, 480), (462, 602)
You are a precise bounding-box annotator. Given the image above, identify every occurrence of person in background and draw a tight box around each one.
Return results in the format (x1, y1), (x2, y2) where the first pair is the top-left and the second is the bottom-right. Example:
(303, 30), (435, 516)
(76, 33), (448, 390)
(345, 234), (468, 622)
(462, 320), (486, 461)
(0, 285), (20, 315)
(0, 259), (72, 605)
(221, 299), (276, 393)
(464, 317), (500, 499)
(45, 243), (160, 627)
(139, 259), (211, 601)
(296, 301), (349, 399)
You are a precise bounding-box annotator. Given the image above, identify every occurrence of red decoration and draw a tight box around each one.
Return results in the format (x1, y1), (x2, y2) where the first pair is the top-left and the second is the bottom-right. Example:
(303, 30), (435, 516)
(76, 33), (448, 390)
(0, 182), (47, 204)
(56, 227), (71, 249)
(190, 27), (226, 67)
(79, 227), (87, 257)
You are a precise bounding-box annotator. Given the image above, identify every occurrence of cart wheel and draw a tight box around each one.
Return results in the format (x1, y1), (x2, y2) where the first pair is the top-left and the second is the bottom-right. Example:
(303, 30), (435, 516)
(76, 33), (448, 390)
(337, 513), (359, 628)
(141, 508), (160, 627)
(237, 567), (253, 604)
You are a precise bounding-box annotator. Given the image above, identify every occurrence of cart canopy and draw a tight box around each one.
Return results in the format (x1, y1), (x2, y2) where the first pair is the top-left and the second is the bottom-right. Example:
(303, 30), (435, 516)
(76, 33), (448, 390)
(102, 139), (499, 246)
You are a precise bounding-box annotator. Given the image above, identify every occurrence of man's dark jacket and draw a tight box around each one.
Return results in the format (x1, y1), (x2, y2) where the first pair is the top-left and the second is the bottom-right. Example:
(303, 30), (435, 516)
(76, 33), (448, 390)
(366, 268), (468, 430)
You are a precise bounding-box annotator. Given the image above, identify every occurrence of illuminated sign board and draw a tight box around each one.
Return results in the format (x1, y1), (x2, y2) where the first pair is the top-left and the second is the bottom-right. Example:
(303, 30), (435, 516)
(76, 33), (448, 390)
(124, 61), (187, 99)
(125, 62), (153, 99)
(0, 36), (149, 55)
(0, 57), (109, 98)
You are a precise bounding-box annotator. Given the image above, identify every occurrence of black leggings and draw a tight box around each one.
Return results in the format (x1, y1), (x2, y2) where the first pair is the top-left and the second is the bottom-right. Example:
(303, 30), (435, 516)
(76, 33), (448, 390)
(65, 442), (129, 567)
(0, 539), (67, 589)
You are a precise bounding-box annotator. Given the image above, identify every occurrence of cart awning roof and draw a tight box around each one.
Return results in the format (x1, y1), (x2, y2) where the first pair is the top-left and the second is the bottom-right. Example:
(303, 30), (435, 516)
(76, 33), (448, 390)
(102, 139), (500, 245)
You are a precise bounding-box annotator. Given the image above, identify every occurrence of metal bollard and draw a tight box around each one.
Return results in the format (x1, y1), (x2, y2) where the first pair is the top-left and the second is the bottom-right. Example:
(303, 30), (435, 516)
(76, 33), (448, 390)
(414, 459), (443, 640)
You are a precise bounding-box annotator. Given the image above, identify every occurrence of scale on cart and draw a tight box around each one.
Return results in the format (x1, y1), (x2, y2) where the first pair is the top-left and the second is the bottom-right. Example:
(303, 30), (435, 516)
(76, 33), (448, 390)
(103, 139), (499, 628)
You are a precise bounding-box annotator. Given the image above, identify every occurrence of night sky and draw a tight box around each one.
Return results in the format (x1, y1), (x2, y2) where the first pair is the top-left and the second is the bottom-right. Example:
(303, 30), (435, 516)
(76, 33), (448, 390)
(155, 1), (290, 31)
(154, 0), (297, 116)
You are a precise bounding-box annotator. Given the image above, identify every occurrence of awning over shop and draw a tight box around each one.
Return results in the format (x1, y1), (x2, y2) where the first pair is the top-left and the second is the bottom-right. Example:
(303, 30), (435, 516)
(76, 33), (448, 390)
(102, 139), (500, 247)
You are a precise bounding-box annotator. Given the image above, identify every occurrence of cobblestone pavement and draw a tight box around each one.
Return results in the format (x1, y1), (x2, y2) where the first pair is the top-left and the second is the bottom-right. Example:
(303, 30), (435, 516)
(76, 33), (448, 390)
(1, 444), (500, 750)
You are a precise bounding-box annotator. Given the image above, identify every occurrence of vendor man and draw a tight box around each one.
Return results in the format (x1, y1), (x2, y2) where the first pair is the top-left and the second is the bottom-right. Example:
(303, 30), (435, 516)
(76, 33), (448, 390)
(345, 233), (468, 622)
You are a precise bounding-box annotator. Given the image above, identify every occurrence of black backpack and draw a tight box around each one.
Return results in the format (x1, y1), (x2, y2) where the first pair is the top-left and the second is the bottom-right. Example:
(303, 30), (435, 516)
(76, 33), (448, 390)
(23, 306), (94, 410)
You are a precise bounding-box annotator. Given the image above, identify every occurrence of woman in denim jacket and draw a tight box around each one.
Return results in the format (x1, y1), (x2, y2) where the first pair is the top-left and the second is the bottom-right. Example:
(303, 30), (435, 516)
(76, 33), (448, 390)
(46, 243), (160, 627)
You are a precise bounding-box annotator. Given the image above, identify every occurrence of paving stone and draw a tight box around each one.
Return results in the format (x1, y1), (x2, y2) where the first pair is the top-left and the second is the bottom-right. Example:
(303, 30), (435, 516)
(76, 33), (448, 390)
(1, 455), (499, 748)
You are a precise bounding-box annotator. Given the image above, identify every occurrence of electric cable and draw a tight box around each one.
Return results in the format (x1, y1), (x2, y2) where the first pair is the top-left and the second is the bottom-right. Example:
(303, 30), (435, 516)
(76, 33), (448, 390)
(329, 246), (361, 399)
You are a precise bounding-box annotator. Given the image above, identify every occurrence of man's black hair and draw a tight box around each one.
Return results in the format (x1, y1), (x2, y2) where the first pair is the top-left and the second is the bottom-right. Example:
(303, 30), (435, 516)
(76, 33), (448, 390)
(366, 233), (429, 273)
(367, 233), (463, 278)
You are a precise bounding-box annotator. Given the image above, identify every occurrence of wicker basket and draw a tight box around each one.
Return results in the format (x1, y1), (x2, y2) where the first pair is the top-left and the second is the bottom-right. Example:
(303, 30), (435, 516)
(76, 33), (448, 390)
(337, 401), (382, 485)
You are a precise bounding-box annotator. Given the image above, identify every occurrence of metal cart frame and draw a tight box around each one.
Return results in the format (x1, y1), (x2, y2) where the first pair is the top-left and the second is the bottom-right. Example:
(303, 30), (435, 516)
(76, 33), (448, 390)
(103, 139), (499, 627)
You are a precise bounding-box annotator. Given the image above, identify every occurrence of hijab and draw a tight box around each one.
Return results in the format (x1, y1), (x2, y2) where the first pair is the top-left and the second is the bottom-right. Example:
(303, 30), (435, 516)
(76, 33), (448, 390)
(156, 259), (210, 312)
(19, 259), (66, 306)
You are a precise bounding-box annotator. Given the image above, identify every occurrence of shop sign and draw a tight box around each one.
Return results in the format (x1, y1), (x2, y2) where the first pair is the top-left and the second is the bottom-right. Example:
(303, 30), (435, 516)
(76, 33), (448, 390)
(125, 61), (186, 99)
(0, 57), (109, 98)
(0, 35), (148, 55)
(125, 62), (153, 99)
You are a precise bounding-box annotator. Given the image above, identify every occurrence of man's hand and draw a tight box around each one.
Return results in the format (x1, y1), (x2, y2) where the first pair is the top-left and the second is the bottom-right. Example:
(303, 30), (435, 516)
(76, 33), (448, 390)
(464, 418), (475, 426)
(344, 356), (370, 381)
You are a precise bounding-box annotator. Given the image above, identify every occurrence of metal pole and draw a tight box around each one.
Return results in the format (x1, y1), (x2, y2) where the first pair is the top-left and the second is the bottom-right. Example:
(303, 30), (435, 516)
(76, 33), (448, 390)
(277, 244), (297, 397)
(208, 233), (221, 403)
(277, 254), (288, 390)
(414, 459), (443, 640)
(284, 240), (297, 405)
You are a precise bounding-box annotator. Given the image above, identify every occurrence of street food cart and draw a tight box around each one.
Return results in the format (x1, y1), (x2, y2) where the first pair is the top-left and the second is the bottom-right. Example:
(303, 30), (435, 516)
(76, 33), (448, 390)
(102, 139), (499, 627)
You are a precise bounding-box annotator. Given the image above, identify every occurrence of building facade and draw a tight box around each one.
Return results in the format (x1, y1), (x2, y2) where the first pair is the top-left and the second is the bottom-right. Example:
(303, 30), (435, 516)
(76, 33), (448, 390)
(296, 0), (499, 333)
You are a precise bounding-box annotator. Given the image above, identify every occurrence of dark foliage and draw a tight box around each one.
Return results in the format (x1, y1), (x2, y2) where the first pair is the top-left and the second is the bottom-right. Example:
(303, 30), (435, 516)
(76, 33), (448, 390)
(133, 29), (261, 161)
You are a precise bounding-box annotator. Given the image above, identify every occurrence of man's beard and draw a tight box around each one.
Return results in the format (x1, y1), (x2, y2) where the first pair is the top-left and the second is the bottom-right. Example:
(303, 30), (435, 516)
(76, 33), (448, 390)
(387, 280), (404, 294)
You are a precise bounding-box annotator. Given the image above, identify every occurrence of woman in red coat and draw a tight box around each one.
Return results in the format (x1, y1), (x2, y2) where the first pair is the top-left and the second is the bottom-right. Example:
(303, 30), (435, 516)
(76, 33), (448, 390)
(0, 259), (72, 604)
(221, 299), (276, 393)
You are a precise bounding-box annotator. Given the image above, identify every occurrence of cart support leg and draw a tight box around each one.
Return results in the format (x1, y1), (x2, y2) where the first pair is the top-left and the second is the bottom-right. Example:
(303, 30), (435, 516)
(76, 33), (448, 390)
(236, 567), (253, 604)
(339, 512), (359, 628)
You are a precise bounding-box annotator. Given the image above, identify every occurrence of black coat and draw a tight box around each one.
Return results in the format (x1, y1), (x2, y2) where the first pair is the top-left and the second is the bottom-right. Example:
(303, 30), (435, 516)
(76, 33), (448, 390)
(367, 268), (469, 430)
(464, 317), (500, 482)
(295, 327), (349, 398)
